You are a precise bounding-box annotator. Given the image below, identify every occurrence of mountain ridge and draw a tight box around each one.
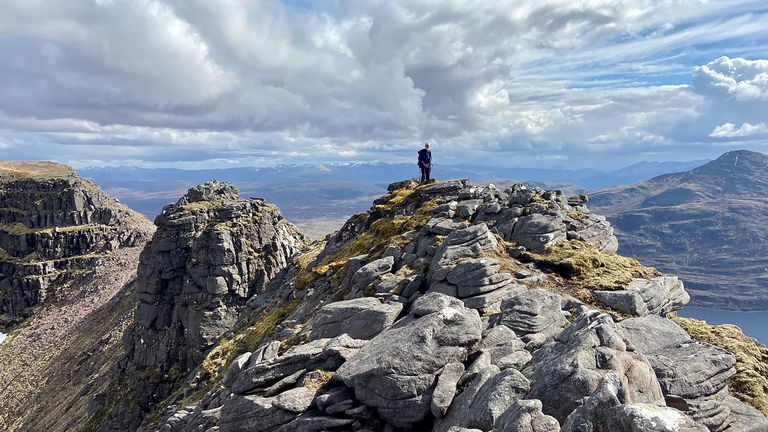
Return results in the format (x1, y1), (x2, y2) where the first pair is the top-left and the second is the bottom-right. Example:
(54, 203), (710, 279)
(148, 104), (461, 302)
(590, 150), (768, 310)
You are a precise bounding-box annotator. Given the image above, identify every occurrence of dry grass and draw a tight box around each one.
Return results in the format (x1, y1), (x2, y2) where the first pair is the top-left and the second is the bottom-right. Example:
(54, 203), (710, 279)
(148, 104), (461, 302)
(303, 370), (335, 391)
(294, 185), (440, 293)
(673, 316), (768, 416)
(198, 300), (299, 382)
(0, 161), (75, 180)
(522, 240), (659, 291)
(0, 223), (109, 236)
(294, 241), (328, 290)
(180, 200), (223, 212)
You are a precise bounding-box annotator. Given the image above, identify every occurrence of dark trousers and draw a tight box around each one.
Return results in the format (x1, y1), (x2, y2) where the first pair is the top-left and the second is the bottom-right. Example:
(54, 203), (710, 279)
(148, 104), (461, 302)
(420, 164), (431, 183)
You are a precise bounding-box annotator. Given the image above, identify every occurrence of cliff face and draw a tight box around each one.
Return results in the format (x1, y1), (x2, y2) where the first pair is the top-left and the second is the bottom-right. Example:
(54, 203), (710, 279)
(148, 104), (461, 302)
(0, 162), (155, 431)
(100, 181), (306, 430)
(0, 161), (152, 327)
(93, 178), (766, 432)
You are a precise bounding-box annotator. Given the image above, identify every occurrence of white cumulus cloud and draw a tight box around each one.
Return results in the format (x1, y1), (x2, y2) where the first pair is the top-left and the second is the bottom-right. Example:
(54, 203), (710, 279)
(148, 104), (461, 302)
(710, 122), (768, 138)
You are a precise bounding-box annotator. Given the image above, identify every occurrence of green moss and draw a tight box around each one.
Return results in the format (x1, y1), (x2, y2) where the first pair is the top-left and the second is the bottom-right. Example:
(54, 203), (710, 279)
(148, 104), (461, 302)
(198, 299), (299, 382)
(673, 317), (768, 416)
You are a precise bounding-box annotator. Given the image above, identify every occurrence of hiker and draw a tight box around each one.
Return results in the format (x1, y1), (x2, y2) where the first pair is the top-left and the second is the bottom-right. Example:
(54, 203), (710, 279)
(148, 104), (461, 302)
(418, 142), (432, 183)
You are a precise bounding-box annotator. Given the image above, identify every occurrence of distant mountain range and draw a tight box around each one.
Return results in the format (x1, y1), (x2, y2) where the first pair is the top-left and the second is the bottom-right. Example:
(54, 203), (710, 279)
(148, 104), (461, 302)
(79, 159), (707, 224)
(590, 150), (768, 310)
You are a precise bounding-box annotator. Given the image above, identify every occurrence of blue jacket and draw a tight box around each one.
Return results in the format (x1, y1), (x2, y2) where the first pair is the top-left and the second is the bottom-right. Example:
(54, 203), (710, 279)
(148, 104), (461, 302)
(418, 149), (432, 167)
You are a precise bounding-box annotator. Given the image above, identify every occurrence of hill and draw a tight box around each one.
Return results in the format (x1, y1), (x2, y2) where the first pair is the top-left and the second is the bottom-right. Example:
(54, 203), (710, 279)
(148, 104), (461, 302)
(590, 150), (768, 310)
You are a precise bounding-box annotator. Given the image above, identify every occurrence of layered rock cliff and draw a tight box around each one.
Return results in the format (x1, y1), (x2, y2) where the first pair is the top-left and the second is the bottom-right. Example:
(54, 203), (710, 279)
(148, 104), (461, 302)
(0, 161), (152, 327)
(99, 178), (766, 432)
(0, 162), (155, 430)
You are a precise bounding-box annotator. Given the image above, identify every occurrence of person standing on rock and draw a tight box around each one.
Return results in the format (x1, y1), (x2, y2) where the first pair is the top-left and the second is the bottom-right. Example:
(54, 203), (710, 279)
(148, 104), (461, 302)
(418, 142), (432, 184)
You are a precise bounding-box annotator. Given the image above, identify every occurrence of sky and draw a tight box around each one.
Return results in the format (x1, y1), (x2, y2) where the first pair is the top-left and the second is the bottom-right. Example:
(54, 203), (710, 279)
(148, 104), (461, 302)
(1, 0), (768, 169)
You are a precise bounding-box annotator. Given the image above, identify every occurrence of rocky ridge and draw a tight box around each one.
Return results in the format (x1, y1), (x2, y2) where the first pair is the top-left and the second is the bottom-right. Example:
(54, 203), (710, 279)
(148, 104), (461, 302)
(99, 178), (767, 432)
(0, 161), (153, 327)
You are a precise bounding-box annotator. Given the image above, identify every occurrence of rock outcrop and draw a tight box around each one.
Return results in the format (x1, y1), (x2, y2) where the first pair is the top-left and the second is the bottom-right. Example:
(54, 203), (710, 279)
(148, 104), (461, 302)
(108, 181), (305, 429)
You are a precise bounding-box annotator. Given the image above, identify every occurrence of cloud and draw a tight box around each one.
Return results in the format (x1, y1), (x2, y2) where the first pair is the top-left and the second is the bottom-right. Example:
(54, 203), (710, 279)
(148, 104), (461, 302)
(710, 122), (768, 138)
(0, 0), (767, 168)
(694, 56), (768, 101)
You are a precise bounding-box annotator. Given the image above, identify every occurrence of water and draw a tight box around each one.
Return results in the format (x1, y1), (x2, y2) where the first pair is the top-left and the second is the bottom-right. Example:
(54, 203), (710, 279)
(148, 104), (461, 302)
(678, 307), (768, 345)
(0, 332), (5, 344)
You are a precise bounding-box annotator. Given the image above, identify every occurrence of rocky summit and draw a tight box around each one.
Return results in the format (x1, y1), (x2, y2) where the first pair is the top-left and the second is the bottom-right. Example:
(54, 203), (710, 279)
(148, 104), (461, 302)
(3, 173), (768, 432)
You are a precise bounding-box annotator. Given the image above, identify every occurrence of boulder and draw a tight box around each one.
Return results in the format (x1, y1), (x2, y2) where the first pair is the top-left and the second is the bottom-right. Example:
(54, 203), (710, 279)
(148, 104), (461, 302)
(272, 386), (316, 413)
(431, 362), (466, 417)
(350, 256), (395, 294)
(495, 399), (560, 432)
(336, 293), (483, 428)
(594, 276), (689, 316)
(499, 289), (568, 346)
(310, 297), (403, 340)
(430, 224), (499, 283)
(605, 403), (708, 432)
(507, 213), (566, 252)
(232, 335), (364, 395)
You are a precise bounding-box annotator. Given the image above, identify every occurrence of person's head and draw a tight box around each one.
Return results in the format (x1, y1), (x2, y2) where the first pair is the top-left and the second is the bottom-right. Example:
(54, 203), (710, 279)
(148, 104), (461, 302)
(424, 142), (430, 149)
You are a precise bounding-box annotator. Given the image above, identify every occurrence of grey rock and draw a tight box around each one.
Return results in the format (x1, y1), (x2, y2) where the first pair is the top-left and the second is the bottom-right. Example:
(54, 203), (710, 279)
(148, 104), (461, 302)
(565, 212), (619, 254)
(500, 289), (568, 343)
(417, 179), (468, 195)
(127, 181), (305, 414)
(436, 368), (529, 431)
(411, 291), (465, 317)
(430, 224), (499, 283)
(595, 276), (689, 316)
(457, 199), (484, 219)
(723, 395), (768, 432)
(232, 335), (363, 395)
(605, 403), (708, 432)
(460, 350), (493, 386)
(507, 213), (566, 252)
(350, 256), (395, 294)
(618, 315), (691, 353)
(223, 351), (252, 388)
(461, 285), (524, 312)
(430, 218), (471, 235)
(525, 312), (664, 422)
(431, 362), (466, 417)
(495, 399), (560, 432)
(315, 386), (351, 412)
(272, 386), (316, 413)
(311, 297), (403, 340)
(220, 394), (296, 432)
(336, 293), (483, 428)
(434, 366), (500, 432)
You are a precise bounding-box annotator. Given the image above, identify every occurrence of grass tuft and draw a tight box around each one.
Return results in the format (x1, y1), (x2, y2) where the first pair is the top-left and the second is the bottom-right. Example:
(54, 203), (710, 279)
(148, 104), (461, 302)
(673, 316), (768, 416)
(521, 240), (658, 291)
(198, 300), (299, 382)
